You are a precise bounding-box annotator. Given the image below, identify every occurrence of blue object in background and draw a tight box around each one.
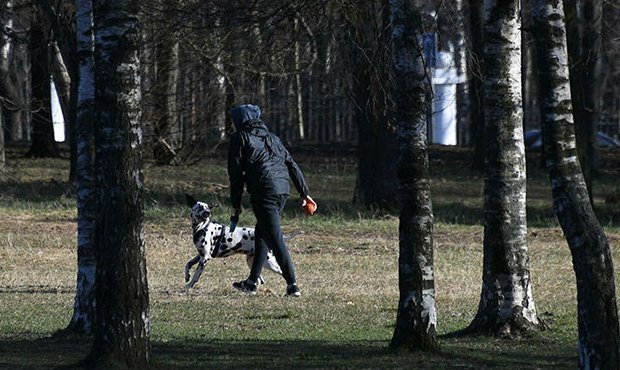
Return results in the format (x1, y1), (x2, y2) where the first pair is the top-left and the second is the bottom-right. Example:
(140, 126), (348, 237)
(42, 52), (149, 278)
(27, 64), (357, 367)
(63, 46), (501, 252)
(422, 33), (437, 68)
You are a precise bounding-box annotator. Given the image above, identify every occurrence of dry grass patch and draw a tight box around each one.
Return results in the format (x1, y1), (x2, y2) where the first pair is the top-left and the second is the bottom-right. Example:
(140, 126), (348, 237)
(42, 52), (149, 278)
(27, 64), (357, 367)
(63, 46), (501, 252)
(2, 149), (620, 368)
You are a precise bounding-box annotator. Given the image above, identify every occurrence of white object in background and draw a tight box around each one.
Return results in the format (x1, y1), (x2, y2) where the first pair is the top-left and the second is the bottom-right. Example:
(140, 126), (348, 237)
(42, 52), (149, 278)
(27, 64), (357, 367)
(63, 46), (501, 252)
(431, 51), (466, 146)
(51, 78), (65, 142)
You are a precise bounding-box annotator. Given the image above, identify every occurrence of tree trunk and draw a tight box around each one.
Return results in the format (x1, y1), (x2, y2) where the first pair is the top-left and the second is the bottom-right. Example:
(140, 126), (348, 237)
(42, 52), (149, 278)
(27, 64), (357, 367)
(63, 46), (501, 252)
(85, 0), (150, 367)
(294, 17), (305, 140)
(455, 0), (469, 145)
(152, 5), (180, 166)
(36, 0), (79, 180)
(467, 0), (485, 170)
(601, 2), (620, 142)
(50, 40), (78, 180)
(389, 0), (439, 353)
(211, 12), (227, 143)
(65, 0), (96, 336)
(466, 0), (540, 337)
(521, 0), (540, 133)
(349, 1), (399, 211)
(26, 15), (59, 158)
(0, 103), (5, 175)
(0, 0), (31, 143)
(531, 1), (620, 368)
(564, 0), (602, 202)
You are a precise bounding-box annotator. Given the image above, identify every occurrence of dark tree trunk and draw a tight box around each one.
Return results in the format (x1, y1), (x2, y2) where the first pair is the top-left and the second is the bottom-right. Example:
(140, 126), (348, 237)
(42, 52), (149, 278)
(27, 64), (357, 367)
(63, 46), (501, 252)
(152, 1), (180, 165)
(0, 0), (31, 143)
(531, 1), (620, 368)
(564, 0), (602, 202)
(349, 0), (399, 211)
(85, 0), (150, 367)
(0, 103), (5, 175)
(26, 17), (59, 158)
(467, 0), (485, 170)
(36, 0), (79, 180)
(389, 0), (439, 353)
(466, 0), (540, 337)
(521, 0), (540, 133)
(355, 104), (399, 211)
(65, 0), (96, 336)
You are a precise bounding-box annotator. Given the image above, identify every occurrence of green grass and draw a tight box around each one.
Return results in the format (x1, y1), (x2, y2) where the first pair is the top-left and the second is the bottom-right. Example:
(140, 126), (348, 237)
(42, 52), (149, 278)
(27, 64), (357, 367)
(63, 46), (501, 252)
(1, 146), (619, 368)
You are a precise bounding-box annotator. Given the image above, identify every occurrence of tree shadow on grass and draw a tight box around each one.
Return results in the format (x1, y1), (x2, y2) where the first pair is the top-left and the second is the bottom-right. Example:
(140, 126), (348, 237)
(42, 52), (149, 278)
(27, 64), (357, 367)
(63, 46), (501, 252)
(0, 179), (73, 204)
(0, 335), (576, 369)
(0, 334), (91, 370)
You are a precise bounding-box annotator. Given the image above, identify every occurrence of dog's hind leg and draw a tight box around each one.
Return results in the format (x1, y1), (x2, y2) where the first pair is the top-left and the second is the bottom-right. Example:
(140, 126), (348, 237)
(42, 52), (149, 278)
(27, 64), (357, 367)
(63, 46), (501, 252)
(245, 255), (265, 285)
(187, 256), (206, 288)
(185, 255), (200, 283)
(246, 252), (283, 279)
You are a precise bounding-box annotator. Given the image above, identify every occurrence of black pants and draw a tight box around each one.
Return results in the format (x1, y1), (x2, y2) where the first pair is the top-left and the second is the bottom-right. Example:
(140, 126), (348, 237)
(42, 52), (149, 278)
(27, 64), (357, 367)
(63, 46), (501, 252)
(249, 193), (296, 285)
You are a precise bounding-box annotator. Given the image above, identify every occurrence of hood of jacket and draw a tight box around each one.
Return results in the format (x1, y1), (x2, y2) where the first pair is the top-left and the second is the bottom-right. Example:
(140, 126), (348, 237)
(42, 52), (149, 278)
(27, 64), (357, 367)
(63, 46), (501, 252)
(230, 104), (263, 131)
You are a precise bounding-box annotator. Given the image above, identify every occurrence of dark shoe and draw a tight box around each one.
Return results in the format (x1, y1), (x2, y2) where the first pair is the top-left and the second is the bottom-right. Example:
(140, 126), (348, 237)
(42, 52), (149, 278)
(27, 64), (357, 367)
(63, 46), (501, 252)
(286, 284), (301, 298)
(233, 280), (257, 295)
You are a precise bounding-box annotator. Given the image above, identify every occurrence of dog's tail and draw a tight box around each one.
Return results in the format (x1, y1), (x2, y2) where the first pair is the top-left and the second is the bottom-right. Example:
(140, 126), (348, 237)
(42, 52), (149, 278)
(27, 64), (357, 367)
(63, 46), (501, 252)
(283, 230), (304, 240)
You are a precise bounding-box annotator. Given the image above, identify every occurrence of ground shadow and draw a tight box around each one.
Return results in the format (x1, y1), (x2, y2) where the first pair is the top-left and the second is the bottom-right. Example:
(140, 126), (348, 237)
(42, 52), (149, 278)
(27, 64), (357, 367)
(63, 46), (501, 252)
(0, 334), (576, 369)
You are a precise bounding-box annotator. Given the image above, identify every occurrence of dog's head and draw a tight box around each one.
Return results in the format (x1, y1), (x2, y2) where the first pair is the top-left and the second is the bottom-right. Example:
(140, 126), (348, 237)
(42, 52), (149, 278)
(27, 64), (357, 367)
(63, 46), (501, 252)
(185, 194), (218, 226)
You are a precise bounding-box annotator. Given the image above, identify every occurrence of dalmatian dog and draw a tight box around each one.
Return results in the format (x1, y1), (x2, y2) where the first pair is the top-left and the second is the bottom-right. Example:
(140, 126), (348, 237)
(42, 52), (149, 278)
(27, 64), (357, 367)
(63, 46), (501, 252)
(184, 194), (283, 288)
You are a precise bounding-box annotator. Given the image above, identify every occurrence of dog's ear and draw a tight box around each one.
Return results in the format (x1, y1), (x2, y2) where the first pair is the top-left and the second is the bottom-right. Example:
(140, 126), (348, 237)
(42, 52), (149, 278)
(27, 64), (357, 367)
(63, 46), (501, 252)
(185, 194), (197, 208)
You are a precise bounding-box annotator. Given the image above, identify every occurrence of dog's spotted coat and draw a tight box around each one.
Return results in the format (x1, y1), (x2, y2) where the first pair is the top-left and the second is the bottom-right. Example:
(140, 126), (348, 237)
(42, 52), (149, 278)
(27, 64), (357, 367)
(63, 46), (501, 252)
(184, 195), (282, 288)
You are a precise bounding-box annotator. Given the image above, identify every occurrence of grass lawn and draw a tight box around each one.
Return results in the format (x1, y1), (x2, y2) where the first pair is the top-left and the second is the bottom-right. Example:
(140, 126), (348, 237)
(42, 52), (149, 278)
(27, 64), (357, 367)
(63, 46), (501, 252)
(1, 145), (620, 368)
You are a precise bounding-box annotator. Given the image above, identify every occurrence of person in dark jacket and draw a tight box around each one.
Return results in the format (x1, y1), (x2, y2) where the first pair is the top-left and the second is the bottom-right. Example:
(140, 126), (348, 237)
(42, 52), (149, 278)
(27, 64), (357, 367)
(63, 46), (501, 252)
(228, 104), (316, 297)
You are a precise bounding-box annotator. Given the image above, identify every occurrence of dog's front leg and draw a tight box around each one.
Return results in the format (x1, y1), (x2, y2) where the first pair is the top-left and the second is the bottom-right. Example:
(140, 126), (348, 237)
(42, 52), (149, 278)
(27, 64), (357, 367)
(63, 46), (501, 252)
(185, 255), (200, 283)
(187, 256), (206, 288)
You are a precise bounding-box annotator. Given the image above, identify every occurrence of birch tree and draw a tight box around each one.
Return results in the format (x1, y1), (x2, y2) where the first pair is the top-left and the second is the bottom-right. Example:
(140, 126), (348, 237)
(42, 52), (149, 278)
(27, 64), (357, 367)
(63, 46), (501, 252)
(564, 0), (603, 200)
(389, 0), (439, 352)
(531, 0), (620, 367)
(466, 0), (540, 337)
(65, 0), (96, 335)
(86, 0), (149, 366)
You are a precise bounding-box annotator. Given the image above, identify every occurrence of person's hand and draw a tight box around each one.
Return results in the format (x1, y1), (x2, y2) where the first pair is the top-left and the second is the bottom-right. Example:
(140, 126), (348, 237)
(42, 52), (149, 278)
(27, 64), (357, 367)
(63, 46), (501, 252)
(301, 195), (317, 216)
(230, 208), (241, 232)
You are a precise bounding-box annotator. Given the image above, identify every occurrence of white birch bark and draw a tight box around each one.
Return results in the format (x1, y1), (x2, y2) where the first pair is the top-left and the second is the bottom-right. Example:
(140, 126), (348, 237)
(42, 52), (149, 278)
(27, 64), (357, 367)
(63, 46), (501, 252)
(531, 1), (620, 368)
(467, 0), (540, 336)
(389, 0), (439, 352)
(87, 0), (149, 366)
(66, 0), (96, 335)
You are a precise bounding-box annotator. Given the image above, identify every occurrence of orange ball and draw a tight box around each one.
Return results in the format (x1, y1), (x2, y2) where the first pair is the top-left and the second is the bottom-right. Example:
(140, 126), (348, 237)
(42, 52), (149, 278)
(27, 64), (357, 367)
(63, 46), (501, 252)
(304, 202), (316, 215)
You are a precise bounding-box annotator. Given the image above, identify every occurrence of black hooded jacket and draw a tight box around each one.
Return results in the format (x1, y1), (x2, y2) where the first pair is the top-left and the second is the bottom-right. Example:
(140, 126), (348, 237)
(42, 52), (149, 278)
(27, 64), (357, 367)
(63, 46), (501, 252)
(228, 105), (309, 209)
